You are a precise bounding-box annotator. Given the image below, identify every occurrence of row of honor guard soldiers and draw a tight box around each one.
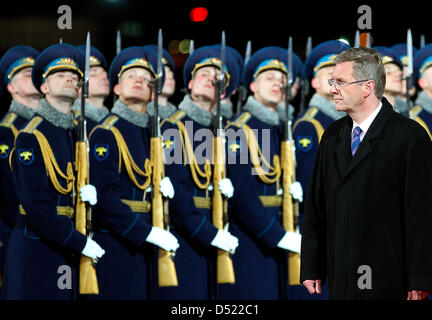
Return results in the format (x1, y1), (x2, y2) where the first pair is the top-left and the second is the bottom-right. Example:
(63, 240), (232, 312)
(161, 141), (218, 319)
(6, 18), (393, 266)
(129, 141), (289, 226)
(0, 37), (429, 300)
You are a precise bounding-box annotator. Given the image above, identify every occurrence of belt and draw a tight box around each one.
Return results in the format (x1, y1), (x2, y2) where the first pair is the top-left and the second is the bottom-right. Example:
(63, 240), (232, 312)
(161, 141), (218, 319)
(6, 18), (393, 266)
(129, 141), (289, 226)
(259, 195), (282, 207)
(19, 204), (75, 218)
(121, 199), (151, 213)
(193, 196), (211, 209)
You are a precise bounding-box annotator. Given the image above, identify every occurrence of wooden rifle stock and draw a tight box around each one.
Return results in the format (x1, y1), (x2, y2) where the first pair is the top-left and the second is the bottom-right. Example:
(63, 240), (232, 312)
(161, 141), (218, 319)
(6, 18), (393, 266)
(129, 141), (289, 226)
(75, 141), (99, 294)
(281, 140), (301, 285)
(212, 135), (235, 284)
(151, 136), (178, 287)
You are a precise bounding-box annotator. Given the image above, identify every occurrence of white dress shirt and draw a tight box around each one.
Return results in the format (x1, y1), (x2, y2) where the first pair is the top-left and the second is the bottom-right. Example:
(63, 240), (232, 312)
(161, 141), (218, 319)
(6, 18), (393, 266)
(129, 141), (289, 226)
(351, 102), (382, 142)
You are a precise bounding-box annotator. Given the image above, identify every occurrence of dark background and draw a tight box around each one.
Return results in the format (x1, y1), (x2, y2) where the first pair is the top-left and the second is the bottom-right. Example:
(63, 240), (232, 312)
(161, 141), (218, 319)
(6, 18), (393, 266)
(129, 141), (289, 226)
(0, 0), (428, 114)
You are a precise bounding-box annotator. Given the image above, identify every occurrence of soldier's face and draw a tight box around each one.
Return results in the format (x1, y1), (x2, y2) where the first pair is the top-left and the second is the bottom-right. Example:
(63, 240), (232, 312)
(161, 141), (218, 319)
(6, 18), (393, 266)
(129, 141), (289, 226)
(384, 63), (402, 95)
(312, 66), (334, 100)
(250, 70), (286, 109)
(162, 65), (175, 97)
(41, 70), (80, 101)
(89, 66), (110, 98)
(188, 66), (220, 102)
(7, 67), (41, 98)
(114, 67), (153, 103)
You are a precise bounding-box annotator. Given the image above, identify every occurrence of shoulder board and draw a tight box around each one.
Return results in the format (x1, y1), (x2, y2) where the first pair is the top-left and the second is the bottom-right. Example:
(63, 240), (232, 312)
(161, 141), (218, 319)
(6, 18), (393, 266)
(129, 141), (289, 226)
(226, 112), (251, 129)
(164, 110), (186, 124)
(22, 116), (43, 134)
(303, 107), (319, 119)
(0, 112), (18, 128)
(409, 105), (423, 119)
(72, 109), (81, 119)
(100, 115), (119, 130)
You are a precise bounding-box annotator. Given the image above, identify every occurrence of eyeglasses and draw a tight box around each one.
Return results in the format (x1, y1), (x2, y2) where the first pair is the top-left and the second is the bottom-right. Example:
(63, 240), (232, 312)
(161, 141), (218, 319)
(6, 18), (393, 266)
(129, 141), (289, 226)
(328, 78), (371, 89)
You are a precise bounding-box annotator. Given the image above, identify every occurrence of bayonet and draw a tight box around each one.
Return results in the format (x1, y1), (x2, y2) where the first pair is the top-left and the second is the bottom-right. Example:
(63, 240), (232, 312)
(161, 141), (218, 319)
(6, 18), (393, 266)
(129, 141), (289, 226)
(406, 28), (414, 110)
(116, 30), (122, 55)
(420, 34), (426, 49)
(354, 30), (360, 48)
(189, 39), (194, 55)
(235, 40), (251, 115)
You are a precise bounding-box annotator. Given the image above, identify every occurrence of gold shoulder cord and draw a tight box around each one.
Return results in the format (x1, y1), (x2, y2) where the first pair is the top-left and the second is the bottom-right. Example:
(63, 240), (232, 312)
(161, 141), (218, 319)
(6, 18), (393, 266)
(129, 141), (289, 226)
(13, 116), (75, 195)
(229, 112), (281, 185)
(162, 110), (212, 190)
(90, 115), (152, 191)
(292, 107), (325, 143)
(1, 112), (18, 138)
(410, 106), (432, 140)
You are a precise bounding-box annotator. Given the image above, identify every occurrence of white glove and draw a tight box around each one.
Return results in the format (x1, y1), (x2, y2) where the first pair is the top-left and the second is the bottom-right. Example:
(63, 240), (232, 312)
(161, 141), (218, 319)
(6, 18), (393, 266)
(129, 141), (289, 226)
(277, 231), (302, 253)
(211, 229), (239, 254)
(160, 176), (174, 199)
(81, 237), (105, 262)
(218, 178), (234, 198)
(80, 184), (97, 206)
(289, 181), (303, 202)
(146, 226), (179, 252)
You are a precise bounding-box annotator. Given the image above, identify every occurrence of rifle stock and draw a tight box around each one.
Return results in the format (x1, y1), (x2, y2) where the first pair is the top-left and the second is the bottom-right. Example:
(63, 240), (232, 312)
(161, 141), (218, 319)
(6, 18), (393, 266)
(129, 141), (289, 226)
(75, 141), (99, 294)
(281, 139), (301, 285)
(151, 136), (178, 287)
(212, 135), (235, 284)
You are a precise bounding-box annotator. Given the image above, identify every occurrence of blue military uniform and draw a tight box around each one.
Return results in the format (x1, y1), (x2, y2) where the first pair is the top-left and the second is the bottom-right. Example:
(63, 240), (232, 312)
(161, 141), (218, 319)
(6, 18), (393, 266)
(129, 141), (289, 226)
(72, 45), (110, 133)
(0, 46), (39, 292)
(219, 47), (292, 299)
(156, 45), (239, 300)
(391, 43), (418, 116)
(143, 45), (178, 120)
(410, 44), (432, 139)
(2, 44), (87, 299)
(87, 47), (164, 299)
(373, 46), (408, 116)
(290, 40), (350, 299)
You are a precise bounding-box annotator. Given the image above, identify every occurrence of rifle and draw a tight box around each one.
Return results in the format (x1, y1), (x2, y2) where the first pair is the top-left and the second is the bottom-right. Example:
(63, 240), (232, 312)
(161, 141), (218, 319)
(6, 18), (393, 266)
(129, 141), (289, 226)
(406, 29), (414, 111)
(281, 37), (301, 285)
(235, 40), (251, 116)
(299, 36), (312, 114)
(151, 28), (178, 287)
(75, 32), (99, 294)
(212, 31), (235, 284)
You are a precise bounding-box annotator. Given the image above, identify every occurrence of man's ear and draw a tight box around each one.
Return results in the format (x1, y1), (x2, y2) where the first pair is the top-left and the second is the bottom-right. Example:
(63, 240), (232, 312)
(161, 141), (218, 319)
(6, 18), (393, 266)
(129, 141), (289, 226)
(7, 82), (16, 95)
(418, 77), (426, 90)
(40, 82), (48, 95)
(113, 84), (120, 96)
(363, 80), (375, 98)
(311, 77), (319, 90)
(249, 81), (257, 93)
(187, 79), (193, 91)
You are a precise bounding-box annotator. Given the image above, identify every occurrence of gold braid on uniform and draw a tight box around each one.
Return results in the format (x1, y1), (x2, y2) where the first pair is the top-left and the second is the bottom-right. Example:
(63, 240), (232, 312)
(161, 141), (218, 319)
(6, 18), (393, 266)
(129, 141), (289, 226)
(162, 111), (212, 190)
(228, 112), (281, 185)
(21, 116), (74, 195)
(90, 115), (152, 191)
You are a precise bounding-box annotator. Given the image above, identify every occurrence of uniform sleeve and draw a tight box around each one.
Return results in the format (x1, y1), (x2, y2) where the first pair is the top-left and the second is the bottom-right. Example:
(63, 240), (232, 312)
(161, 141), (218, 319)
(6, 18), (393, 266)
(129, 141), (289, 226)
(14, 132), (87, 254)
(293, 120), (320, 203)
(162, 123), (218, 247)
(0, 128), (19, 228)
(226, 127), (286, 249)
(404, 125), (432, 290)
(300, 130), (328, 283)
(89, 128), (152, 247)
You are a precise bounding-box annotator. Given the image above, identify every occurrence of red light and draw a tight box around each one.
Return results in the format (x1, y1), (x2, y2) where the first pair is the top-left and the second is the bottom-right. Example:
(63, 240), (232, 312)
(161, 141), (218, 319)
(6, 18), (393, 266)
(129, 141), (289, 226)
(190, 7), (208, 22)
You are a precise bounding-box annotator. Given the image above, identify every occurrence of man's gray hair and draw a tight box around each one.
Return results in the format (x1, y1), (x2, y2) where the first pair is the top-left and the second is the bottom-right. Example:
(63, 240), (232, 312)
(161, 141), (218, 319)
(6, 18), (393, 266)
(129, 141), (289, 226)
(334, 47), (386, 100)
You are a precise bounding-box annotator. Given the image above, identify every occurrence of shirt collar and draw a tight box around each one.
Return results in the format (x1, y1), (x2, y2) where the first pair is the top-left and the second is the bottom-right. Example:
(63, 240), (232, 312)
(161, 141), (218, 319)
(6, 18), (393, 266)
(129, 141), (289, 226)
(352, 101), (382, 137)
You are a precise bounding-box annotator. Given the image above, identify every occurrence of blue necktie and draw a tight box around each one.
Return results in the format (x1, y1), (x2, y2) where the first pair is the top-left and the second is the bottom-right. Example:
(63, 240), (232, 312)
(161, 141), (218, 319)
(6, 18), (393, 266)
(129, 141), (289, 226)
(351, 126), (362, 156)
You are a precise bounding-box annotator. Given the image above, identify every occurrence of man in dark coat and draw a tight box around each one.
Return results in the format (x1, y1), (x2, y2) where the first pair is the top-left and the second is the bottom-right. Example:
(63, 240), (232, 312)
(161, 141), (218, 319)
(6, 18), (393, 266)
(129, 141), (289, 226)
(300, 47), (432, 300)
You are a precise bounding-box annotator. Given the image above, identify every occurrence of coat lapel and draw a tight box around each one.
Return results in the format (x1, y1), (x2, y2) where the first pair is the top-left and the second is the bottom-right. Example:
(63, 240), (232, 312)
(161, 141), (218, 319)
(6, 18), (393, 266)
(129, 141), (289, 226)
(337, 98), (393, 180)
(335, 117), (352, 178)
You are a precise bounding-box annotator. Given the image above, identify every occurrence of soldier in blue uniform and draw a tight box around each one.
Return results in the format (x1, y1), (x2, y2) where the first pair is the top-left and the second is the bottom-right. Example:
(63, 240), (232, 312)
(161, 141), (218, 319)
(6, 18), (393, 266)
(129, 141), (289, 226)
(88, 46), (179, 299)
(410, 43), (432, 138)
(143, 45), (177, 120)
(157, 45), (240, 300)
(72, 45), (110, 132)
(277, 51), (303, 121)
(219, 46), (303, 300)
(0, 45), (41, 293)
(373, 46), (406, 115)
(391, 43), (418, 113)
(2, 43), (104, 300)
(220, 45), (244, 120)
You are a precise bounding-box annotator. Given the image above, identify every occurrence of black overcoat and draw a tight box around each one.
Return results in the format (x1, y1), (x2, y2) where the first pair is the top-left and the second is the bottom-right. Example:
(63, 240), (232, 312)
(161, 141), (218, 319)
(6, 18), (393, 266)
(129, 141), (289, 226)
(300, 98), (432, 299)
